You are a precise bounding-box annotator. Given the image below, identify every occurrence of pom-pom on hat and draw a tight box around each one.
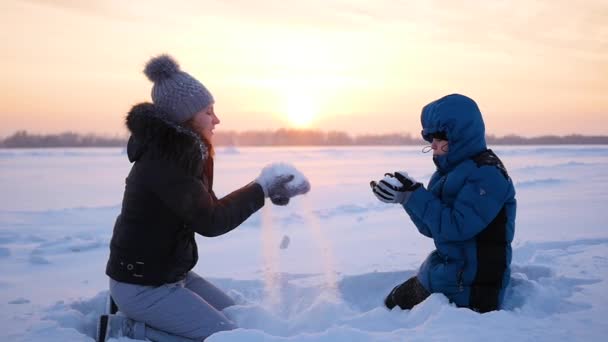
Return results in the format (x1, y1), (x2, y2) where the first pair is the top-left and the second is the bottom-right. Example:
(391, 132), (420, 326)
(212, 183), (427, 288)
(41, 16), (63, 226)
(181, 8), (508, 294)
(143, 54), (214, 124)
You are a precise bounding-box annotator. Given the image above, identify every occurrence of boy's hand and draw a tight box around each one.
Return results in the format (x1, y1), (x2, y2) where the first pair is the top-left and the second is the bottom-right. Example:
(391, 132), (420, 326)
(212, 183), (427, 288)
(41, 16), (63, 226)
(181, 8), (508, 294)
(371, 172), (421, 204)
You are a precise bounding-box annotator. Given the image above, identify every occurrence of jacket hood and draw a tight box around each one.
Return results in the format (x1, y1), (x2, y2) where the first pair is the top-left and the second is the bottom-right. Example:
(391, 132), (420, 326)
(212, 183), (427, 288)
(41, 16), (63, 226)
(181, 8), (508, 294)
(125, 102), (209, 176)
(420, 94), (487, 172)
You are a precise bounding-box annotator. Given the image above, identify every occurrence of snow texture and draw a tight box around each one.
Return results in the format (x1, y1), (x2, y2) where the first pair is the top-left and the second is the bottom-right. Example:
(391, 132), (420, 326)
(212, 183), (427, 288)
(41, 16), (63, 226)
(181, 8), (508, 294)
(380, 174), (404, 189)
(256, 162), (311, 197)
(1, 146), (608, 341)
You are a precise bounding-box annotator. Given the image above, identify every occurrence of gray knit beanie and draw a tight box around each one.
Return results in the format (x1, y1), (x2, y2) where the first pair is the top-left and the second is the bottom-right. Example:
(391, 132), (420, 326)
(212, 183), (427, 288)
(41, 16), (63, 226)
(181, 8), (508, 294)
(143, 54), (214, 124)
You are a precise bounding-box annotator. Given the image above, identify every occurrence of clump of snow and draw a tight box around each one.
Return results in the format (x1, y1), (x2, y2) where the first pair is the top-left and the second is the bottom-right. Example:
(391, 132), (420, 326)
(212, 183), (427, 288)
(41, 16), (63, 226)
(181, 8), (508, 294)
(280, 235), (290, 250)
(256, 162), (311, 197)
(379, 174), (404, 188)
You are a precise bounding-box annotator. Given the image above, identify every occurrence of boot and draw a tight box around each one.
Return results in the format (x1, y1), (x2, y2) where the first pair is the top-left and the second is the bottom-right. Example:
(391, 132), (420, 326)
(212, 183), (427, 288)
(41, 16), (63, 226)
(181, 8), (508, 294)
(384, 276), (430, 310)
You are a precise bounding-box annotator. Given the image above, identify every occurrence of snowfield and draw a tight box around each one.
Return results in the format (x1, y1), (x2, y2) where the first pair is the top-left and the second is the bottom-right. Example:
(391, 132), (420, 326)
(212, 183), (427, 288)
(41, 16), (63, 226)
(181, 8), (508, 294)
(1, 146), (607, 341)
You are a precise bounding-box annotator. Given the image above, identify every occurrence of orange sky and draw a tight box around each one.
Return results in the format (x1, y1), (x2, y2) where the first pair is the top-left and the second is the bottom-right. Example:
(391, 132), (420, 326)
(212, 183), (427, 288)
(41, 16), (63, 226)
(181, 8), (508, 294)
(1, 0), (607, 138)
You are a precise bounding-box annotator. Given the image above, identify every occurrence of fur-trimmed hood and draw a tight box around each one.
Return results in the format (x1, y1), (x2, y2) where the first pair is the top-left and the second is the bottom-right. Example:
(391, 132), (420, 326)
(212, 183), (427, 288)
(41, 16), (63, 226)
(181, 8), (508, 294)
(125, 102), (209, 176)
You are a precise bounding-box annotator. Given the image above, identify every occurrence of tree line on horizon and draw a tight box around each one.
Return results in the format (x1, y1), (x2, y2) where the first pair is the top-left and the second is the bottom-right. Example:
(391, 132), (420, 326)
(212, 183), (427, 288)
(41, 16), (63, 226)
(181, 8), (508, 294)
(1, 129), (607, 148)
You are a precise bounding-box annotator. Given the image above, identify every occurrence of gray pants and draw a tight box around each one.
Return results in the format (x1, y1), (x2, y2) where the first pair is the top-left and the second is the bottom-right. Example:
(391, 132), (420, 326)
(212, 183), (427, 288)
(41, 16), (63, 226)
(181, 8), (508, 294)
(110, 271), (237, 341)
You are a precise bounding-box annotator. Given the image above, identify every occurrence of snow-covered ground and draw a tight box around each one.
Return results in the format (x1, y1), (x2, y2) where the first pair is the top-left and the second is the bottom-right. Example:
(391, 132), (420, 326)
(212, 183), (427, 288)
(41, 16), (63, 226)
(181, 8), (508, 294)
(1, 146), (607, 341)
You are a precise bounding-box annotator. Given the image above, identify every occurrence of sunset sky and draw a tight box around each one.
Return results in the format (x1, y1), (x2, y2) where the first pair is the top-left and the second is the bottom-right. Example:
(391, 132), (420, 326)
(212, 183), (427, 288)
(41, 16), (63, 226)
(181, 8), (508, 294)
(1, 0), (606, 138)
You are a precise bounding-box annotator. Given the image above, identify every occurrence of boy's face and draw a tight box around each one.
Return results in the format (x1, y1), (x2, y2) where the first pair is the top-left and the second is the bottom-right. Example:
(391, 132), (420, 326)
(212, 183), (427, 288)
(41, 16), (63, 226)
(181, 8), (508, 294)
(431, 138), (449, 156)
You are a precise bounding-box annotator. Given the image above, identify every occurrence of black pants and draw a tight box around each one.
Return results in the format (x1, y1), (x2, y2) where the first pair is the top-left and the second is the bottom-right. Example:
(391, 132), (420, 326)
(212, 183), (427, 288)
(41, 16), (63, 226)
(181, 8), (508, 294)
(384, 276), (431, 310)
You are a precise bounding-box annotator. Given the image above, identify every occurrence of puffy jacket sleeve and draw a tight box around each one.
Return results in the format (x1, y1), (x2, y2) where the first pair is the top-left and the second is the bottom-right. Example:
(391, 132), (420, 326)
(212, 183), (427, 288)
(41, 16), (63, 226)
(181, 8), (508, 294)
(401, 172), (443, 238)
(404, 207), (433, 238)
(189, 181), (264, 237)
(145, 159), (265, 237)
(404, 166), (510, 242)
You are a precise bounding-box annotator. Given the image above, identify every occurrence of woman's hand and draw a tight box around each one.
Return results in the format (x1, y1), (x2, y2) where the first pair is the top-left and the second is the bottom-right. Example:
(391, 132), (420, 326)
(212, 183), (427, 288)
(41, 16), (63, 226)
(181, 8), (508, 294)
(255, 163), (311, 206)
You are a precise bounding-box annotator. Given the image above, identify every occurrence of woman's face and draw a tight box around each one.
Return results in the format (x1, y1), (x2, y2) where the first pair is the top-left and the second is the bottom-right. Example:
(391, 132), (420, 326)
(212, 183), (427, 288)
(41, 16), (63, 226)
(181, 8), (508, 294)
(431, 138), (449, 156)
(189, 105), (220, 142)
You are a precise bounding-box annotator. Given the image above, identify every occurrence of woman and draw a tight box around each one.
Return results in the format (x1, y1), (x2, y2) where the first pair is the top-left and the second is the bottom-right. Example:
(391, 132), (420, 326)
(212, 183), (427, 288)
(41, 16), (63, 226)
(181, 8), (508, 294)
(98, 55), (308, 341)
(371, 94), (516, 313)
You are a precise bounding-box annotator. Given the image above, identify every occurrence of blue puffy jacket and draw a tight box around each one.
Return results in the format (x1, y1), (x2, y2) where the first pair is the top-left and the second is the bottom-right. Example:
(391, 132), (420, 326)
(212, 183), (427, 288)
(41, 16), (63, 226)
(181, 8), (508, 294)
(403, 94), (516, 312)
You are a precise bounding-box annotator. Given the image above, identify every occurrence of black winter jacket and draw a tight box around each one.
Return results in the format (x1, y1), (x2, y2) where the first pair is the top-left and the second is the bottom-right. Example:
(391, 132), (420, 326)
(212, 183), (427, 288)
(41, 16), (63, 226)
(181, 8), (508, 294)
(106, 103), (265, 285)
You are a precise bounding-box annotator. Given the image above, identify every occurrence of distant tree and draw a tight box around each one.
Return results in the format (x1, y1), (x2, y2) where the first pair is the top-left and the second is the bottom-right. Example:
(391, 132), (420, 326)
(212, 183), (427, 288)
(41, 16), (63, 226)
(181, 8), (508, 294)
(355, 133), (420, 145)
(326, 131), (354, 145)
(0, 130), (126, 148)
(1, 130), (607, 148)
(213, 131), (237, 146)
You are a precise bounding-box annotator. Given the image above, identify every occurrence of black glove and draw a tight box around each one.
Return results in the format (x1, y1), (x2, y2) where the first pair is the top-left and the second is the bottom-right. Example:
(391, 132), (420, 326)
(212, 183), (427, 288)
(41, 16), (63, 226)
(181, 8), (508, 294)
(392, 171), (421, 191)
(259, 174), (311, 206)
(267, 174), (295, 205)
(371, 171), (422, 204)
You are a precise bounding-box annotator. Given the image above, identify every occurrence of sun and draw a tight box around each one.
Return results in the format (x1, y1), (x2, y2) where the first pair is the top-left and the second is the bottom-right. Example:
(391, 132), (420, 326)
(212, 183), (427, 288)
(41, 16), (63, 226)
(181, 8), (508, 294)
(284, 93), (317, 128)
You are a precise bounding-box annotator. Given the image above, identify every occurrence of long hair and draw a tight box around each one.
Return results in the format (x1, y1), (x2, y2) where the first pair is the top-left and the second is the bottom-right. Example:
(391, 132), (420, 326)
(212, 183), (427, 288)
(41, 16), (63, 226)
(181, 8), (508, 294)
(182, 118), (215, 158)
